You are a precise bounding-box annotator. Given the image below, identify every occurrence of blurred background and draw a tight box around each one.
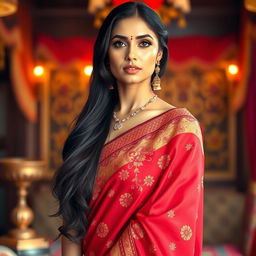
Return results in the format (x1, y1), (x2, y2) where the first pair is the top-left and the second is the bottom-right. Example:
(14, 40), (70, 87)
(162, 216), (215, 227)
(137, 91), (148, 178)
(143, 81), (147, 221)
(0, 0), (255, 255)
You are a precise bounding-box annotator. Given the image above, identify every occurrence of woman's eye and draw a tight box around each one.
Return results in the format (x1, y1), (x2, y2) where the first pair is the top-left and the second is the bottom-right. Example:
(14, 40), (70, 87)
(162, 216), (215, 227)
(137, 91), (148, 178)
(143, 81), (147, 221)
(139, 40), (151, 47)
(112, 41), (126, 48)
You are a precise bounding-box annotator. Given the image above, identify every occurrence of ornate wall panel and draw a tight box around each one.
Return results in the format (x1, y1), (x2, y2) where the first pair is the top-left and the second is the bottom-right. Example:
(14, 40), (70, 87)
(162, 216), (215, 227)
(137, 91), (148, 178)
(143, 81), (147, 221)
(159, 65), (235, 179)
(40, 66), (89, 172)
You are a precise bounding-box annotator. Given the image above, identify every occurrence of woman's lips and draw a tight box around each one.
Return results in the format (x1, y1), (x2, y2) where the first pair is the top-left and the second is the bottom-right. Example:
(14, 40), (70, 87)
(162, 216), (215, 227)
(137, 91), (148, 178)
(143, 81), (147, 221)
(123, 65), (142, 74)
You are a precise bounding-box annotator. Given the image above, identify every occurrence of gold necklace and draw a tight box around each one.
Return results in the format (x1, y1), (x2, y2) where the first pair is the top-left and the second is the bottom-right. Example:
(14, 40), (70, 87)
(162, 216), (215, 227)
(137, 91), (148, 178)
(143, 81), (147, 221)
(112, 94), (158, 130)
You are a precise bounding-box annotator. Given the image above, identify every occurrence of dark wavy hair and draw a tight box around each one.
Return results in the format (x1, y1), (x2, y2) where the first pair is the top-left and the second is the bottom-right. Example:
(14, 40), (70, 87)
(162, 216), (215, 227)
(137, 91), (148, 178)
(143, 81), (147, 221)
(52, 1), (168, 242)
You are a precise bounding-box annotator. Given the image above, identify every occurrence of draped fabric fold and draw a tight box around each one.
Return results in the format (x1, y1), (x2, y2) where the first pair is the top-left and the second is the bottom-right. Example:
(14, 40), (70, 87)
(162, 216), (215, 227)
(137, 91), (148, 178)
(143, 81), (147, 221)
(82, 108), (204, 256)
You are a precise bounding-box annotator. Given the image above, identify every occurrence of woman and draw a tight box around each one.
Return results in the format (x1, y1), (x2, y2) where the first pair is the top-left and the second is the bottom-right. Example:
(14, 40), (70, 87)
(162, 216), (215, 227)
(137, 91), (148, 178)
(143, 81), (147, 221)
(53, 2), (204, 255)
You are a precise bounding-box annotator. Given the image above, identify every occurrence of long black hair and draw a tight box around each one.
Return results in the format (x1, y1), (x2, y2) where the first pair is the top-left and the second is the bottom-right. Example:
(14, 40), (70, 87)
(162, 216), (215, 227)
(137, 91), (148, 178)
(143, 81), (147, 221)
(52, 1), (169, 242)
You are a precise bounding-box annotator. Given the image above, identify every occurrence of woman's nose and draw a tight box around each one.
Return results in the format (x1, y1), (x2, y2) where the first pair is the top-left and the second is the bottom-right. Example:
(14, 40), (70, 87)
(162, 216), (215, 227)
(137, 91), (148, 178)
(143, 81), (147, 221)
(126, 44), (137, 61)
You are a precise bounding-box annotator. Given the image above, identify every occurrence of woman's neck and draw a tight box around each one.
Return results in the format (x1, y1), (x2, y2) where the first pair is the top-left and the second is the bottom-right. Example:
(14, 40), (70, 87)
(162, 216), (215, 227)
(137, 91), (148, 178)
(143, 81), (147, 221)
(115, 82), (155, 116)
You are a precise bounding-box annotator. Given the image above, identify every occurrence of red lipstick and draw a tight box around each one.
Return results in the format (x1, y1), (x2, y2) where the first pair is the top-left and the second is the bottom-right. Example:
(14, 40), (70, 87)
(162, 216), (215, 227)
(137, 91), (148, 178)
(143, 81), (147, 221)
(123, 65), (142, 74)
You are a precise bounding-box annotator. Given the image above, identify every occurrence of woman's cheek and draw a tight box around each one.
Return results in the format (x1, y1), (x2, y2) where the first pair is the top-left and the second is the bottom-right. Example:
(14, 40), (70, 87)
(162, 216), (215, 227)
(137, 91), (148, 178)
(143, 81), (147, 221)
(139, 48), (158, 61)
(141, 50), (158, 72)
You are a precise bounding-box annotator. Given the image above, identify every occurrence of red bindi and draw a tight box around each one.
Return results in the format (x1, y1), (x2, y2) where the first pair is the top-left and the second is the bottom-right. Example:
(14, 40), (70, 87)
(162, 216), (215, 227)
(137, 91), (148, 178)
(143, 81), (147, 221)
(130, 36), (133, 40)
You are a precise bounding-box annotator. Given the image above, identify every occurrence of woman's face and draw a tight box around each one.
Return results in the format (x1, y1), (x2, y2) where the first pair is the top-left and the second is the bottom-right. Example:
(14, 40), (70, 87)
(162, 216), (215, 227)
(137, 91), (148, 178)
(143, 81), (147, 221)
(108, 15), (162, 86)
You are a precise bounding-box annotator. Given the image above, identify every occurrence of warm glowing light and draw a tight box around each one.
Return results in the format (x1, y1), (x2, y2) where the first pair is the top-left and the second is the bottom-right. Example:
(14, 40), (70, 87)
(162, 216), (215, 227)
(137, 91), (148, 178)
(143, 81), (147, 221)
(83, 65), (93, 76)
(33, 65), (44, 77)
(228, 64), (239, 76)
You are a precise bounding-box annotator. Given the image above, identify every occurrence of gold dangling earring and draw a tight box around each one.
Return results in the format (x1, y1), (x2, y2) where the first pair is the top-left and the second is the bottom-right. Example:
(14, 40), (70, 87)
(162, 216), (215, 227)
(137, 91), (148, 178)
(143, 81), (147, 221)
(109, 85), (114, 90)
(152, 61), (161, 90)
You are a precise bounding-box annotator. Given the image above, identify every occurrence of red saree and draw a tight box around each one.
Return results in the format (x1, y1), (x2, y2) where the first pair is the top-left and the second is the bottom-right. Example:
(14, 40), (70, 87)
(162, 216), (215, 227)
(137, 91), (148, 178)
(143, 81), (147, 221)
(82, 108), (204, 256)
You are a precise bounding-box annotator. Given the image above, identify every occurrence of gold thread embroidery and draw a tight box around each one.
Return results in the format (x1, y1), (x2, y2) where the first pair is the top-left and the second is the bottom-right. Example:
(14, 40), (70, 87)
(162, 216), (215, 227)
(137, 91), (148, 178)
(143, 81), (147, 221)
(150, 244), (157, 253)
(96, 222), (109, 238)
(102, 109), (196, 161)
(110, 244), (121, 256)
(119, 169), (130, 181)
(157, 154), (171, 170)
(108, 189), (115, 197)
(185, 143), (193, 151)
(143, 175), (155, 186)
(180, 225), (192, 240)
(119, 193), (133, 207)
(118, 226), (138, 256)
(169, 242), (176, 251)
(127, 147), (153, 192)
(94, 115), (203, 200)
(131, 223), (144, 239)
(167, 210), (175, 218)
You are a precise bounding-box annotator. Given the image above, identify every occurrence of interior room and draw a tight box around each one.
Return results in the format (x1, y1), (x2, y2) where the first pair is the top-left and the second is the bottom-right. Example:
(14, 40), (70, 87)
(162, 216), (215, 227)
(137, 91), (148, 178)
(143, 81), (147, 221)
(0, 0), (255, 255)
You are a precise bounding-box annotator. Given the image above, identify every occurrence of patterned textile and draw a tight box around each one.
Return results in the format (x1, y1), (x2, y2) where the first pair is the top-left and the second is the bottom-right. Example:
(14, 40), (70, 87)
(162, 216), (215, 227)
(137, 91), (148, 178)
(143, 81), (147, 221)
(49, 241), (243, 256)
(202, 245), (243, 256)
(82, 108), (204, 255)
(203, 188), (245, 246)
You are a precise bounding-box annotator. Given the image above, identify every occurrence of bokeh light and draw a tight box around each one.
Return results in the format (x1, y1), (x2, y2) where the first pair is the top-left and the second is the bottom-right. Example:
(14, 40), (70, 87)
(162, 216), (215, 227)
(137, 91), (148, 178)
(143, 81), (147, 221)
(83, 65), (93, 76)
(33, 65), (44, 77)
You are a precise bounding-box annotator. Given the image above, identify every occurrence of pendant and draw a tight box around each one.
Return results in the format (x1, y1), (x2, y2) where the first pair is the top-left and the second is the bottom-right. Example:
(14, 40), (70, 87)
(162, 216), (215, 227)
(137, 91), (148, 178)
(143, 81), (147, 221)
(113, 122), (122, 130)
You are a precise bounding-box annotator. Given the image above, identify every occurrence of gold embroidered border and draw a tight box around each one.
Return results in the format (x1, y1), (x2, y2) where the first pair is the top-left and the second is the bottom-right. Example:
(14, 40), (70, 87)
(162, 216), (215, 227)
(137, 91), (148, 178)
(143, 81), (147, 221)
(110, 225), (138, 256)
(97, 113), (203, 186)
(101, 108), (193, 161)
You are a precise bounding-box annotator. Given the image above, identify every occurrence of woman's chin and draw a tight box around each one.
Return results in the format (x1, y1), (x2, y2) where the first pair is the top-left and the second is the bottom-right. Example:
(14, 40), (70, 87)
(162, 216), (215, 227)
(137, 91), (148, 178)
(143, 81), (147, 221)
(116, 77), (150, 86)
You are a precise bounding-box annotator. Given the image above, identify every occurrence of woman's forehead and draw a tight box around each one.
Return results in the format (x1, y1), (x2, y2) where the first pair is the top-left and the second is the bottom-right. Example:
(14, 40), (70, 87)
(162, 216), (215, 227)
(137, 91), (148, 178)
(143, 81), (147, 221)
(111, 16), (157, 39)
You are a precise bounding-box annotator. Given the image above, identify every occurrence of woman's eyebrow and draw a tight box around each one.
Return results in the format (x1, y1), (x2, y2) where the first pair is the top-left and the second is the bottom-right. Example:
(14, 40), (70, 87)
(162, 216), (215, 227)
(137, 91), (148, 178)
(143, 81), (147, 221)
(136, 34), (154, 40)
(111, 34), (154, 40)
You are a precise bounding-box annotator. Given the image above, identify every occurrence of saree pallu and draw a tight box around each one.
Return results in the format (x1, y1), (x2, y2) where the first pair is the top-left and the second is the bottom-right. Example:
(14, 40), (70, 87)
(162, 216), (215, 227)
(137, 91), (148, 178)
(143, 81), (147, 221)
(82, 108), (204, 256)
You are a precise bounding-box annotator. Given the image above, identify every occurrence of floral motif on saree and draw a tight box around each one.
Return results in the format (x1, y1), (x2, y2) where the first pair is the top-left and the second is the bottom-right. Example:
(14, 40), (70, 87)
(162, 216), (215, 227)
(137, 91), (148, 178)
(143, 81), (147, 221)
(82, 108), (204, 256)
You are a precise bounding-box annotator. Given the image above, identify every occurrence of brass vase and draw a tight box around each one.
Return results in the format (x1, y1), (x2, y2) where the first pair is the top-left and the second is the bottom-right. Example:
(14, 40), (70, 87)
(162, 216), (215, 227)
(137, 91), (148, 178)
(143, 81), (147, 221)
(0, 158), (49, 253)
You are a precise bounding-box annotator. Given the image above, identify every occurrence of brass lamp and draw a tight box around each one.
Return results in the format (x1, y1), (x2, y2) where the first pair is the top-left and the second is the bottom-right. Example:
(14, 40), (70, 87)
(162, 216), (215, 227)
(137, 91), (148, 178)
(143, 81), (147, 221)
(0, 158), (49, 254)
(245, 0), (256, 12)
(0, 0), (17, 17)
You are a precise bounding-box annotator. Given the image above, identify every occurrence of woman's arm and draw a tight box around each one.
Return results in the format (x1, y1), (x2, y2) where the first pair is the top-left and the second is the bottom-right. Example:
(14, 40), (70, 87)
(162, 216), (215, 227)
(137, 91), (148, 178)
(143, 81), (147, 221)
(61, 235), (82, 256)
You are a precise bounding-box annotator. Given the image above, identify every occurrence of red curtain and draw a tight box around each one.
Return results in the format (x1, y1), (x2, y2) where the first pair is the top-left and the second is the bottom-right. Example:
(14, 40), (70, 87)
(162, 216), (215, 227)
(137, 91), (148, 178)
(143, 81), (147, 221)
(112, 0), (164, 9)
(244, 36), (256, 256)
(36, 35), (237, 66)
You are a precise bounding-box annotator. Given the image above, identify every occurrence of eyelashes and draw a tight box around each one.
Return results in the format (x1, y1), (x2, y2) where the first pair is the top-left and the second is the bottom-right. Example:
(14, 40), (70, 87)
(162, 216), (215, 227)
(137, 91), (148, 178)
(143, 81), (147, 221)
(112, 40), (126, 48)
(139, 40), (152, 47)
(112, 40), (152, 48)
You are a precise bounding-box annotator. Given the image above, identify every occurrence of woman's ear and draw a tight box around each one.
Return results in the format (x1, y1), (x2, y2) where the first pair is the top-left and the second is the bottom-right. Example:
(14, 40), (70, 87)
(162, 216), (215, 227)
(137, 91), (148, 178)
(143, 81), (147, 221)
(157, 50), (163, 62)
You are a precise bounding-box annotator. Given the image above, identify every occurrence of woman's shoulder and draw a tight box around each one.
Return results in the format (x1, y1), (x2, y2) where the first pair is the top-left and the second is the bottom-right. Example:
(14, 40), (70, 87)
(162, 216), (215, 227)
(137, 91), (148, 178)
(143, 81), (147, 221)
(165, 108), (203, 151)
(149, 97), (202, 138)
(158, 106), (201, 138)
(153, 99), (203, 151)
(154, 98), (196, 120)
(155, 99), (198, 124)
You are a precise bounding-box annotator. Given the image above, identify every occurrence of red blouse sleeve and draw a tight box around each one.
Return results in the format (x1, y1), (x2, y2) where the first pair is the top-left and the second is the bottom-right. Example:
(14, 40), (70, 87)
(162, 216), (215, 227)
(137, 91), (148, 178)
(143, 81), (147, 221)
(110, 121), (204, 256)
